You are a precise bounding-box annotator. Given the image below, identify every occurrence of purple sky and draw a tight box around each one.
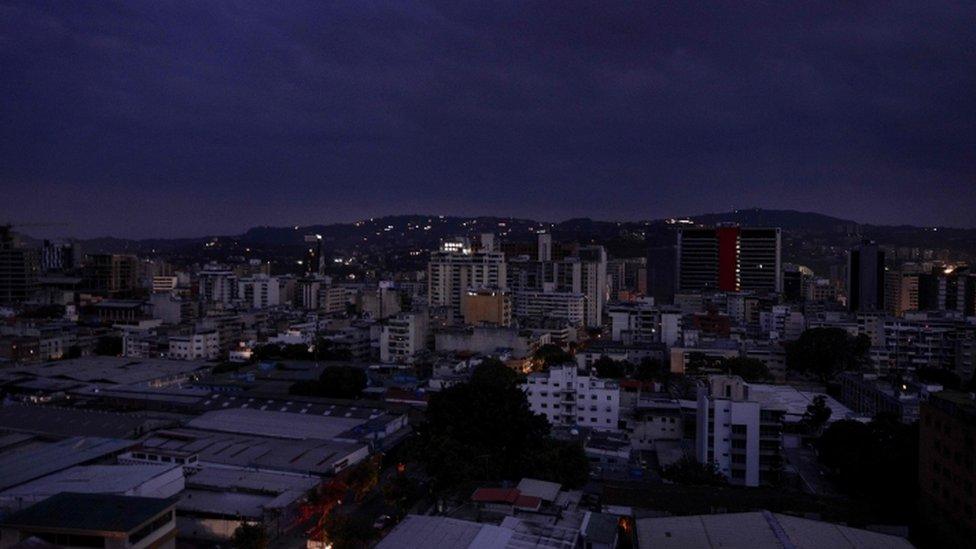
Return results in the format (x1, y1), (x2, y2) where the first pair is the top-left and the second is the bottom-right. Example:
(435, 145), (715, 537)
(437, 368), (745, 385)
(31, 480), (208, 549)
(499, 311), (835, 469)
(2, 2), (974, 238)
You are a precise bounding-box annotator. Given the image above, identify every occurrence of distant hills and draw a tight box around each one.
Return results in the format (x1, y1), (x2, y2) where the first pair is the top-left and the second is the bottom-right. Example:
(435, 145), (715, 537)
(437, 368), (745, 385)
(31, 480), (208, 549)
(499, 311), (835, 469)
(17, 209), (976, 260)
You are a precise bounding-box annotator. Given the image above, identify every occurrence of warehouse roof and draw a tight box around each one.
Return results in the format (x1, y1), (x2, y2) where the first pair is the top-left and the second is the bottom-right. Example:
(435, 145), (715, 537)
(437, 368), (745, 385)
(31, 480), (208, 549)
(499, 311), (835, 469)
(0, 437), (135, 491)
(635, 511), (914, 549)
(1, 492), (175, 534)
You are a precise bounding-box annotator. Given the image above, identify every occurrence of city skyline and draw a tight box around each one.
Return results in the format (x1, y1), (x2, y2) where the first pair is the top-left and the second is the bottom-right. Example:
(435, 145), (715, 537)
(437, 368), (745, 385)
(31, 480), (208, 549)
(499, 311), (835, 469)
(3, 2), (976, 238)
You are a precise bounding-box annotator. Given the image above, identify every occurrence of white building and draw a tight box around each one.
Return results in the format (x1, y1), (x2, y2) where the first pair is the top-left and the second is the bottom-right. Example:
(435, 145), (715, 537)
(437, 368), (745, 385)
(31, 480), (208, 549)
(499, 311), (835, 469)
(523, 365), (620, 431)
(237, 274), (281, 309)
(168, 331), (220, 361)
(513, 290), (586, 326)
(197, 263), (236, 306)
(380, 310), (429, 364)
(608, 301), (682, 346)
(695, 376), (784, 487)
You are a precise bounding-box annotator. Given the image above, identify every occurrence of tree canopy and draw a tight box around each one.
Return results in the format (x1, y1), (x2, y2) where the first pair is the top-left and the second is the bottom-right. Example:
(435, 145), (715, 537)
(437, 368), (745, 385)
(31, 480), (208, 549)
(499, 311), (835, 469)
(802, 395), (832, 435)
(722, 356), (772, 382)
(416, 360), (588, 490)
(786, 328), (870, 381)
(592, 356), (628, 379)
(533, 343), (574, 369)
(660, 456), (728, 486)
(231, 522), (267, 549)
(817, 415), (918, 521)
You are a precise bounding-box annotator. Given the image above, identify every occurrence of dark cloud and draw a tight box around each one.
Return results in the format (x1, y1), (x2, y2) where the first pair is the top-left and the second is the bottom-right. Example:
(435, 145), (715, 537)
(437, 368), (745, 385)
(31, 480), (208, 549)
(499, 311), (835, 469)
(1, 1), (974, 238)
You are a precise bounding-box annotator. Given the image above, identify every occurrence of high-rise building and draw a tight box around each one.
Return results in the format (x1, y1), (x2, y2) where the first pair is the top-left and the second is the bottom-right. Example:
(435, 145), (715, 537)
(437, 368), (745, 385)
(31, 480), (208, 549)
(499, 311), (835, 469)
(848, 241), (885, 312)
(428, 236), (507, 325)
(0, 227), (40, 305)
(197, 263), (237, 306)
(85, 254), (139, 296)
(304, 234), (325, 276)
(380, 310), (429, 364)
(676, 226), (781, 294)
(918, 391), (976, 545)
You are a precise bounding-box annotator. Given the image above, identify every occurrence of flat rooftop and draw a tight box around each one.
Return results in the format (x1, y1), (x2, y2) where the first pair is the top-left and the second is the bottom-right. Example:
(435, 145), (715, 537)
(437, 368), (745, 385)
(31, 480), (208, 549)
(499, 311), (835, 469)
(140, 428), (365, 476)
(635, 511), (913, 549)
(4, 356), (211, 386)
(0, 404), (159, 439)
(187, 408), (365, 440)
(1, 492), (175, 534)
(0, 464), (181, 502)
(0, 436), (135, 492)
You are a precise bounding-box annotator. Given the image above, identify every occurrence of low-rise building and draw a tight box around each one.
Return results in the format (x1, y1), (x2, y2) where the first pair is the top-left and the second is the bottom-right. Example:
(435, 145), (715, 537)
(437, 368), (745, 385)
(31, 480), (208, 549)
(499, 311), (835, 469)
(523, 365), (620, 431)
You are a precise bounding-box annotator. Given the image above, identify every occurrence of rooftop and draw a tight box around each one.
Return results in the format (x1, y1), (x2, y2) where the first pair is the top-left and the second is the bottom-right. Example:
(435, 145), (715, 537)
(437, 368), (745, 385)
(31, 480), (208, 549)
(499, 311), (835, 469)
(0, 464), (181, 504)
(635, 511), (913, 549)
(0, 404), (163, 439)
(0, 436), (135, 491)
(1, 492), (175, 534)
(376, 515), (513, 549)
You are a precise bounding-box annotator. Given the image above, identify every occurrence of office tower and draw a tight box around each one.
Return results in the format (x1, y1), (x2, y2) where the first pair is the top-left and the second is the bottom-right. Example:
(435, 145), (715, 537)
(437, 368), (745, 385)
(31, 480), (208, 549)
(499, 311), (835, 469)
(40, 239), (78, 272)
(85, 254), (139, 295)
(607, 257), (647, 300)
(917, 267), (976, 316)
(782, 264), (812, 303)
(428, 236), (507, 325)
(645, 230), (678, 305)
(578, 245), (608, 328)
(676, 226), (782, 294)
(304, 234), (325, 276)
(847, 241), (885, 312)
(885, 270), (920, 316)
(537, 232), (552, 262)
(197, 263), (237, 306)
(0, 227), (40, 305)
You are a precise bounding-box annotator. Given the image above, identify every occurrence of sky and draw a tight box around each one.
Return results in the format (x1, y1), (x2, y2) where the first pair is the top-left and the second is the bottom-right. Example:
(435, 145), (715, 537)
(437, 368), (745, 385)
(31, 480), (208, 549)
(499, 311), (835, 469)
(1, 2), (974, 239)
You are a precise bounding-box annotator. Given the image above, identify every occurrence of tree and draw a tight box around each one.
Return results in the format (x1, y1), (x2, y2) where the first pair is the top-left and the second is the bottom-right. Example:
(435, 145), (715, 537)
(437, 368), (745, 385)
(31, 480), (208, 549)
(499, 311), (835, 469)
(527, 439), (591, 488)
(383, 474), (421, 516)
(231, 522), (267, 549)
(533, 343), (574, 369)
(802, 395), (832, 436)
(722, 357), (772, 382)
(786, 328), (870, 382)
(344, 456), (381, 502)
(93, 335), (122, 356)
(915, 367), (961, 390)
(417, 360), (553, 489)
(322, 511), (374, 549)
(660, 456), (728, 486)
(593, 356), (627, 379)
(817, 415), (918, 521)
(633, 358), (668, 382)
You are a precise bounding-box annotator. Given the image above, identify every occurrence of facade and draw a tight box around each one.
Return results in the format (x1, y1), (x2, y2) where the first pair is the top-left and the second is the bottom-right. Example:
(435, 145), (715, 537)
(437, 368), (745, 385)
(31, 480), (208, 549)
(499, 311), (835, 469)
(167, 331), (220, 361)
(676, 226), (781, 294)
(0, 492), (177, 549)
(428, 238), (507, 325)
(197, 263), (236, 307)
(848, 241), (885, 312)
(513, 290), (585, 327)
(237, 274), (281, 309)
(461, 288), (512, 327)
(0, 232), (40, 305)
(380, 310), (429, 363)
(919, 391), (976, 546)
(695, 376), (784, 487)
(523, 365), (620, 431)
